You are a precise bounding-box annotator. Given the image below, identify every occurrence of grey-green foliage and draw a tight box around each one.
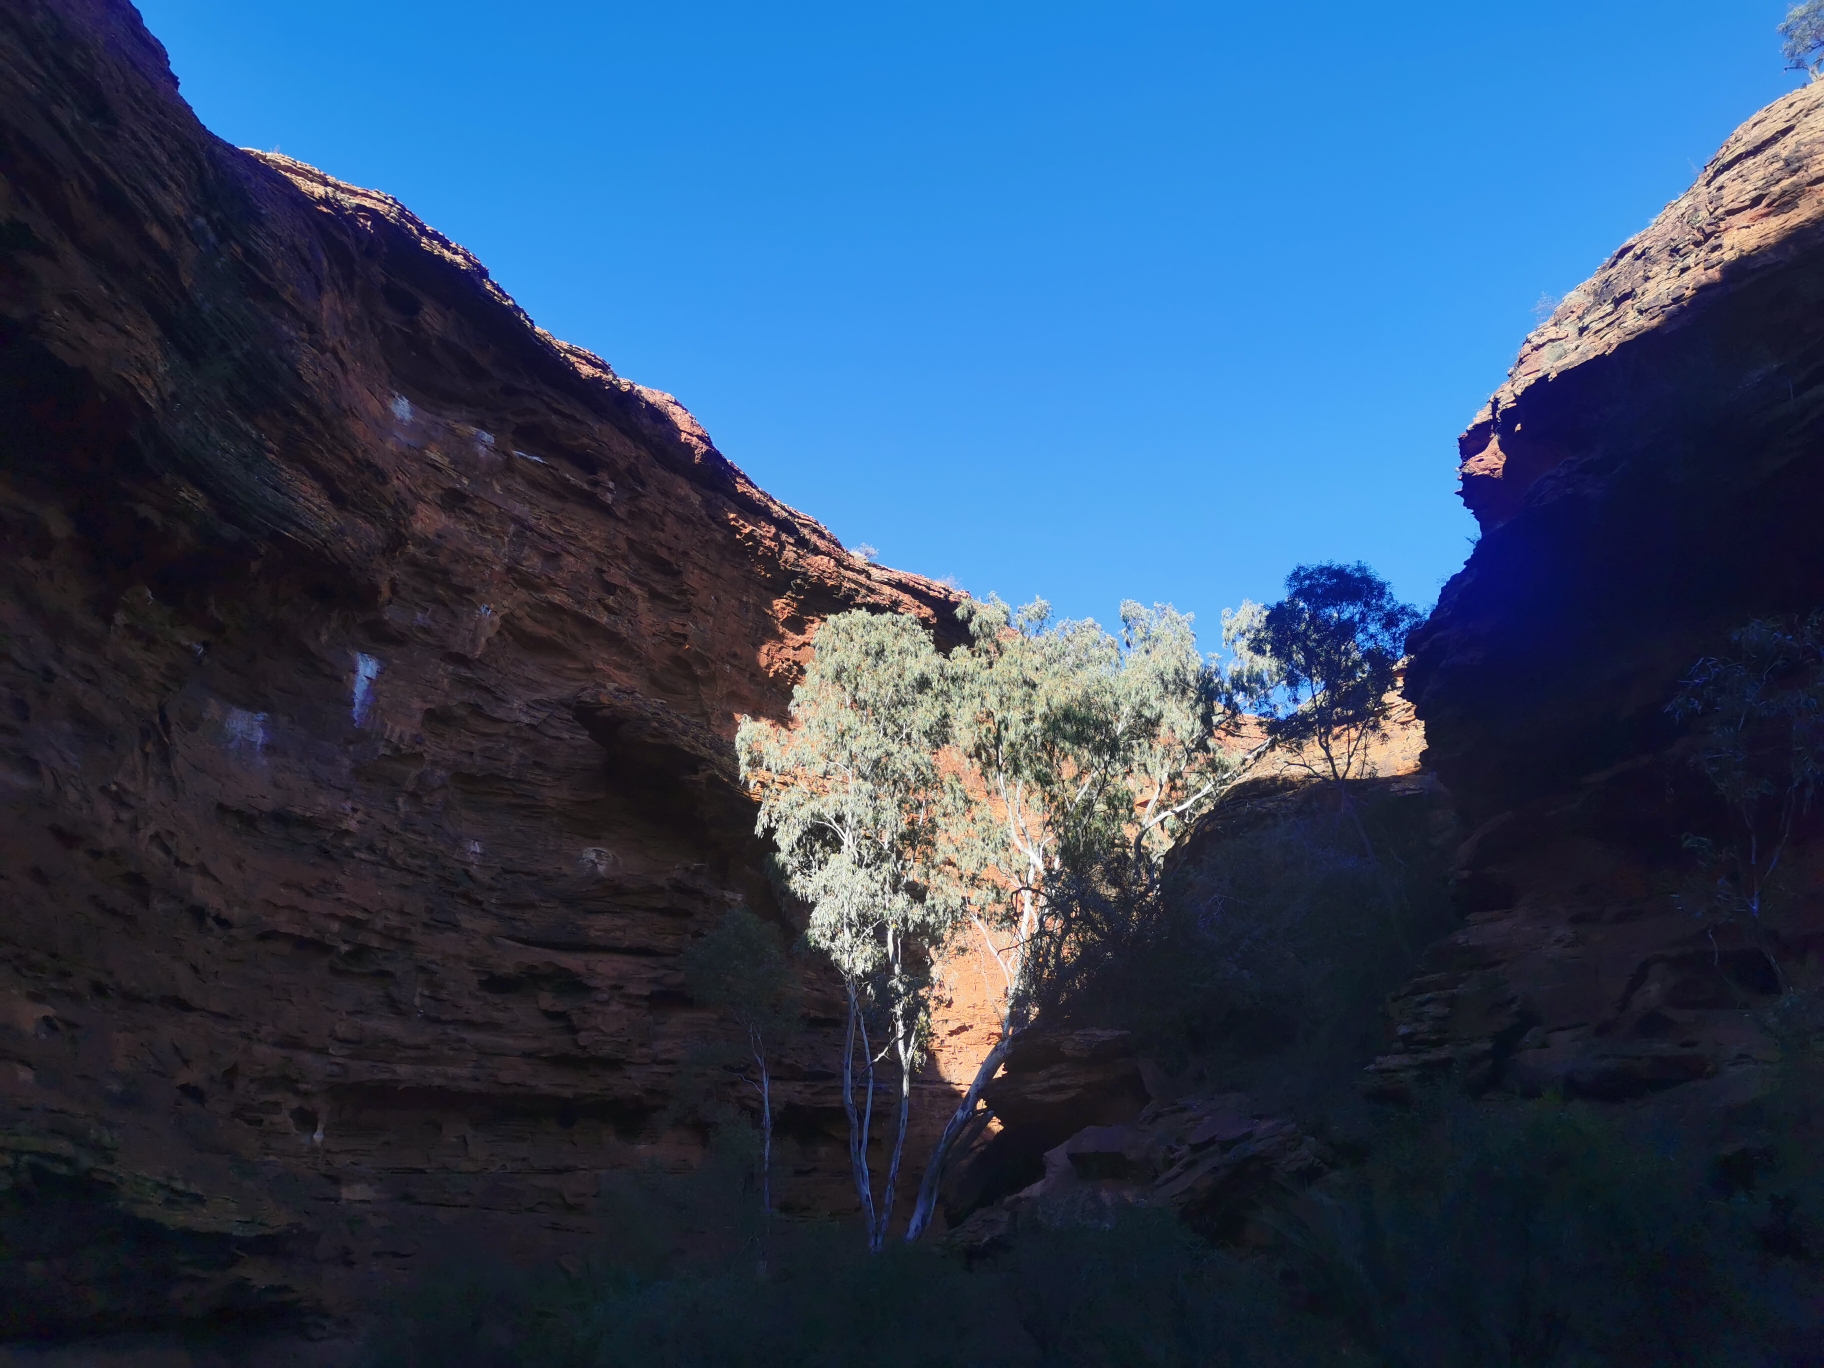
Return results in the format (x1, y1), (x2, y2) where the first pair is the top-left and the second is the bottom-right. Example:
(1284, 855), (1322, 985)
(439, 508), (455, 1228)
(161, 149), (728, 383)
(737, 610), (958, 1251)
(682, 906), (800, 1213)
(939, 598), (1230, 1017)
(1231, 562), (1420, 788)
(907, 597), (1233, 1240)
(1113, 601), (1235, 867)
(1219, 598), (1276, 701)
(738, 611), (957, 987)
(737, 599), (1236, 1245)
(1668, 612), (1824, 984)
(1782, 1), (1824, 75)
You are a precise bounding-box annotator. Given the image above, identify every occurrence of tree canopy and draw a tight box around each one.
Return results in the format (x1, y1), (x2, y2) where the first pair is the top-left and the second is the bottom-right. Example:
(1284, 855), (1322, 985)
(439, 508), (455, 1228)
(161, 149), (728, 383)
(1782, 1), (1824, 77)
(738, 569), (1422, 1245)
(736, 610), (957, 1251)
(740, 597), (1242, 1244)
(1229, 562), (1420, 789)
(902, 597), (1235, 1238)
(936, 598), (1233, 1016)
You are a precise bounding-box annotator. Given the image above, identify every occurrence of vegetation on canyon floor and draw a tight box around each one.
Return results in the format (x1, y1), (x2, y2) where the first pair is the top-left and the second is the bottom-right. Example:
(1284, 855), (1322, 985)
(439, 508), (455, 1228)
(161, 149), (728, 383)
(365, 1053), (1824, 1367)
(363, 594), (1824, 1365)
(732, 563), (1416, 1250)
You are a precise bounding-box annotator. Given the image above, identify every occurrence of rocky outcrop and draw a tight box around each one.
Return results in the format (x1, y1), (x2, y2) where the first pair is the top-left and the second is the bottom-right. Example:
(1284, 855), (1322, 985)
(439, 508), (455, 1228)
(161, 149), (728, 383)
(947, 1090), (1328, 1255)
(939, 1028), (1153, 1223)
(0, 0), (962, 1335)
(1396, 80), (1824, 1104)
(941, 727), (1447, 1239)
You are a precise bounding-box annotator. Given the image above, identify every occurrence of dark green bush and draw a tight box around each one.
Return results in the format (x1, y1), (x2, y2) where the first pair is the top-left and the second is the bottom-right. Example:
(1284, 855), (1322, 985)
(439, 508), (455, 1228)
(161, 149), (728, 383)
(1281, 1094), (1801, 1367)
(365, 1077), (1824, 1368)
(1054, 782), (1455, 1107)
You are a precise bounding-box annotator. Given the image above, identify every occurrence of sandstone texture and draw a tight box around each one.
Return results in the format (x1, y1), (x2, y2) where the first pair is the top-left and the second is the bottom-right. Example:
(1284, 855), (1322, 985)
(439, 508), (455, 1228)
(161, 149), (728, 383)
(940, 741), (1447, 1240)
(0, 0), (967, 1335)
(947, 1087), (1328, 1256)
(1398, 79), (1824, 1105)
(936, 82), (1824, 1255)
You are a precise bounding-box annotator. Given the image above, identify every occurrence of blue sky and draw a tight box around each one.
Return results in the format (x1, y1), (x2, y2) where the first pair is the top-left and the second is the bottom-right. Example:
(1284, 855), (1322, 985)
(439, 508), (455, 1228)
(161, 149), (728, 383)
(138, 0), (1803, 632)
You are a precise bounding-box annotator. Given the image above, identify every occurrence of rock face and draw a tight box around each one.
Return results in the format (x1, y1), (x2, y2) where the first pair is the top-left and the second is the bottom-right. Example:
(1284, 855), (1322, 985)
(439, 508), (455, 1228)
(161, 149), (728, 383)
(940, 1028), (1153, 1223)
(941, 723), (1446, 1238)
(947, 1089), (1329, 1256)
(0, 0), (961, 1335)
(1397, 81), (1824, 1104)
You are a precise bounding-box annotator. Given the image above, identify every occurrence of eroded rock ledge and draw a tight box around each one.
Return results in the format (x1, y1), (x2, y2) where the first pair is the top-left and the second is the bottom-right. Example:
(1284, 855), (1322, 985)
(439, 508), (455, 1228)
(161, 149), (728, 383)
(1397, 79), (1824, 1107)
(0, 0), (958, 1333)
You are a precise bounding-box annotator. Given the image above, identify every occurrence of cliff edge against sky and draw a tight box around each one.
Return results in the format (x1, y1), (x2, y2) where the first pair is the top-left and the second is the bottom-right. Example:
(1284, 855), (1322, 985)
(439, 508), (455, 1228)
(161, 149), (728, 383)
(10, 0), (1824, 1345)
(0, 0), (964, 1332)
(1394, 77), (1824, 1105)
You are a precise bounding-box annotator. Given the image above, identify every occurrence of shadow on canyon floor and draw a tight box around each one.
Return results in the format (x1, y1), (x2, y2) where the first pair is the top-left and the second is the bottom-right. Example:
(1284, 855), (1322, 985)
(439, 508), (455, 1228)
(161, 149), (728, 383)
(360, 1062), (1824, 1368)
(352, 784), (1824, 1368)
(9, 773), (1822, 1366)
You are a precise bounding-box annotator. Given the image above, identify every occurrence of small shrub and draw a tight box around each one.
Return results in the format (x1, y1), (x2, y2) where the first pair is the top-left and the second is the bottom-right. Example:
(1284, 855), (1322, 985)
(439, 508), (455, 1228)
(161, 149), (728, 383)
(367, 1084), (1824, 1368)
(1053, 783), (1454, 1107)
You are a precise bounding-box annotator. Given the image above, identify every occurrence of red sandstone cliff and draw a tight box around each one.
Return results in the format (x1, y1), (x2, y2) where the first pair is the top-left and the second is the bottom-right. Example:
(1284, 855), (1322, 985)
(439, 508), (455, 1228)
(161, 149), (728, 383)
(0, 0), (966, 1334)
(1395, 80), (1824, 1104)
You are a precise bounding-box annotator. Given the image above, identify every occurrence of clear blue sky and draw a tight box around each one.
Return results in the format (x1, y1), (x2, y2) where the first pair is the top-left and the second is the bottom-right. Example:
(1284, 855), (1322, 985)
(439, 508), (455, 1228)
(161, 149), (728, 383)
(137, 0), (1803, 632)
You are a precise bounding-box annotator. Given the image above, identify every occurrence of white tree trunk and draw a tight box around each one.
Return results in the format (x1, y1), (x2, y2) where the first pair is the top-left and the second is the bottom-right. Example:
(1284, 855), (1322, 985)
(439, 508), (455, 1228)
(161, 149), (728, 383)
(841, 981), (879, 1241)
(873, 1041), (914, 1252)
(903, 1031), (1013, 1242)
(751, 1026), (773, 1214)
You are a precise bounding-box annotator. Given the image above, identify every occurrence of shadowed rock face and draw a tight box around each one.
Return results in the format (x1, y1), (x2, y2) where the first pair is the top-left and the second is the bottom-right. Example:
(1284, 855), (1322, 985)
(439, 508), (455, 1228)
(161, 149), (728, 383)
(1396, 81), (1824, 1106)
(945, 1090), (1329, 1257)
(0, 0), (960, 1333)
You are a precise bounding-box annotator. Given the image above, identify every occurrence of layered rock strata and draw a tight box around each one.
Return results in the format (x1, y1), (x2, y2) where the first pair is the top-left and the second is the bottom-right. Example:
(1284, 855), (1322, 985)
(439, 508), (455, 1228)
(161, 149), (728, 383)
(0, 0), (960, 1334)
(942, 750), (1447, 1237)
(1396, 79), (1824, 1104)
(947, 1088), (1329, 1255)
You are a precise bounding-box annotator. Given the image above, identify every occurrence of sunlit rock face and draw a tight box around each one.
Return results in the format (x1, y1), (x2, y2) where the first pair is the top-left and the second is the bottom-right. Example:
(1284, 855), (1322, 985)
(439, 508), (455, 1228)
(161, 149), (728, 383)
(0, 0), (963, 1333)
(1396, 81), (1824, 1106)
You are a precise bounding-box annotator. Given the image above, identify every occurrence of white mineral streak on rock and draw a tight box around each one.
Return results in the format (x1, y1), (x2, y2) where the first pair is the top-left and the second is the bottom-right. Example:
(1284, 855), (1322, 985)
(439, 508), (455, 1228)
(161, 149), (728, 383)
(222, 707), (267, 756)
(352, 653), (382, 726)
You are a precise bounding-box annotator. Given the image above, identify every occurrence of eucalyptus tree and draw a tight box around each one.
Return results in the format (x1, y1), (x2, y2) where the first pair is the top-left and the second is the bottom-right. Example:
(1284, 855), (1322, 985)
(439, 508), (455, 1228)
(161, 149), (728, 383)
(682, 905), (801, 1214)
(1782, 1), (1824, 77)
(1228, 561), (1420, 956)
(736, 611), (959, 1252)
(1668, 612), (1824, 989)
(1233, 562), (1420, 796)
(902, 598), (1236, 1241)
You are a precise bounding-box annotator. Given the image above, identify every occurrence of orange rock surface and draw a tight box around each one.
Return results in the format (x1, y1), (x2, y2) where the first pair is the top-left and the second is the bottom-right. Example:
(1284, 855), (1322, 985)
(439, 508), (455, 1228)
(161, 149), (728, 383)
(1459, 79), (1824, 527)
(1401, 80), (1824, 1107)
(0, 0), (978, 1332)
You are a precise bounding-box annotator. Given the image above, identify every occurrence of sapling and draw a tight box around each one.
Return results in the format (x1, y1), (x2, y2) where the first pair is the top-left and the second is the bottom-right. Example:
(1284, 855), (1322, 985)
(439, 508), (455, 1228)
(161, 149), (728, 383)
(1668, 612), (1824, 990)
(682, 905), (800, 1213)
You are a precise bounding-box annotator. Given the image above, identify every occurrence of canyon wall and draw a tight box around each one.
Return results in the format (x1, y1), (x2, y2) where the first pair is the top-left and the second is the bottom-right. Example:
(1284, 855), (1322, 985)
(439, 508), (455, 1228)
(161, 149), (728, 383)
(12, 0), (1824, 1344)
(0, 0), (965, 1334)
(1394, 80), (1824, 1105)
